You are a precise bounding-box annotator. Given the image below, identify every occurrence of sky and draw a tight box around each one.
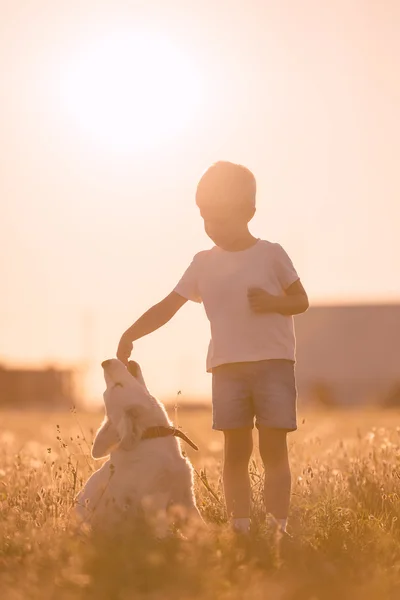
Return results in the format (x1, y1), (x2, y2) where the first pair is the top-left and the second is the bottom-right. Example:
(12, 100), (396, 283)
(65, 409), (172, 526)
(1, 0), (399, 403)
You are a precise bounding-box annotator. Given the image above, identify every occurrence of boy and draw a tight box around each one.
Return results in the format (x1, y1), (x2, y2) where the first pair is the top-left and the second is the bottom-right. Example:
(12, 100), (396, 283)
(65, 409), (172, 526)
(117, 161), (309, 535)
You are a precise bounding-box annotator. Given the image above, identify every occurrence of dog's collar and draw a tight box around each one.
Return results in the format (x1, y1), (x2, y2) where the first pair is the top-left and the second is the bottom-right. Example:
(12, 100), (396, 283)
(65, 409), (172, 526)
(141, 426), (199, 451)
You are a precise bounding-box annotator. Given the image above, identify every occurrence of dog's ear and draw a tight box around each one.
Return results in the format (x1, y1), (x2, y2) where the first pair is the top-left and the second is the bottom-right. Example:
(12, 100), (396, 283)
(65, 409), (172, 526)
(92, 417), (120, 459)
(115, 405), (145, 452)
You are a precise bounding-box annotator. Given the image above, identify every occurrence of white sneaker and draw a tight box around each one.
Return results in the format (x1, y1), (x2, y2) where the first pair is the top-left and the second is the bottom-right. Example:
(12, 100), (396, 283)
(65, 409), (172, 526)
(266, 514), (287, 533)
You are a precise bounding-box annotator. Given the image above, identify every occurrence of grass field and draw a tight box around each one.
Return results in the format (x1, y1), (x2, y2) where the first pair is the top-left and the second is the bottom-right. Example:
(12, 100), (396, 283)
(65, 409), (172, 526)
(1, 405), (400, 599)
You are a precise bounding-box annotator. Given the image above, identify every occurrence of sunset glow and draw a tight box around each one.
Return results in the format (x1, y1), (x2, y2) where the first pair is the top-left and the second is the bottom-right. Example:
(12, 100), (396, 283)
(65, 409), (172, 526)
(0, 2), (399, 403)
(59, 31), (204, 151)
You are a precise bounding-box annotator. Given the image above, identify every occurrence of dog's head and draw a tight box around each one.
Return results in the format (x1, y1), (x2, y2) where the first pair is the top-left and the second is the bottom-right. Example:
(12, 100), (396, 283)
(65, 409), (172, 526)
(101, 358), (148, 390)
(101, 358), (134, 388)
(100, 358), (151, 452)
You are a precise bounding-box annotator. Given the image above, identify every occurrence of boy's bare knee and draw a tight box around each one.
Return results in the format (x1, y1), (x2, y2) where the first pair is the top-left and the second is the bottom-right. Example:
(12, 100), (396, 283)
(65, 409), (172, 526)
(258, 427), (289, 468)
(223, 428), (253, 466)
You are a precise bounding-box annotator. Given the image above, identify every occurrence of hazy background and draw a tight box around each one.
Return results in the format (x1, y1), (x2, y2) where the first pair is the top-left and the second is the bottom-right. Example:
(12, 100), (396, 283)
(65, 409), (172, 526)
(1, 0), (399, 403)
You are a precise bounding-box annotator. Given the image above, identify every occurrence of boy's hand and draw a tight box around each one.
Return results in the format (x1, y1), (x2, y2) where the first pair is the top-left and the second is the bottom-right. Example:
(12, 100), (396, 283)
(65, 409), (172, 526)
(248, 281), (309, 316)
(248, 288), (278, 313)
(116, 334), (133, 365)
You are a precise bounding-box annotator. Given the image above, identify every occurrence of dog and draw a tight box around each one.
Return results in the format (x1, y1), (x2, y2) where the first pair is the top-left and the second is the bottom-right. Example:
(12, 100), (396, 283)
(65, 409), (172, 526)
(75, 358), (203, 536)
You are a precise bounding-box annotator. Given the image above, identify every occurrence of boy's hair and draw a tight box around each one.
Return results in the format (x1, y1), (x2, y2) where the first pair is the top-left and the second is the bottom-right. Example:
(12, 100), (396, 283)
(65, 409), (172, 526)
(196, 161), (256, 210)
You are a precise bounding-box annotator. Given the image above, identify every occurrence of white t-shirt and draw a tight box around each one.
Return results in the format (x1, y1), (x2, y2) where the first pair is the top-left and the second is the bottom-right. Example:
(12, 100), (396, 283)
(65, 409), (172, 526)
(174, 239), (300, 372)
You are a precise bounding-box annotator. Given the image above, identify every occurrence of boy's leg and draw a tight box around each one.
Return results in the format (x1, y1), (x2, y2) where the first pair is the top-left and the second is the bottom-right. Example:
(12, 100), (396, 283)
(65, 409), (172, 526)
(258, 427), (291, 528)
(251, 359), (297, 531)
(212, 363), (254, 532)
(223, 428), (253, 525)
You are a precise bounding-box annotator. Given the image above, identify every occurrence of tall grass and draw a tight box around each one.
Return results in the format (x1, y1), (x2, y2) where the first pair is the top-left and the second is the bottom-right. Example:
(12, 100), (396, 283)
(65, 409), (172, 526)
(1, 408), (400, 599)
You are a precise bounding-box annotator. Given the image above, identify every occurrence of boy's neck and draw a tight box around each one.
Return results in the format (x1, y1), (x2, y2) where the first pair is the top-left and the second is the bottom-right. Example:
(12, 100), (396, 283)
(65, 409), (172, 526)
(218, 232), (259, 252)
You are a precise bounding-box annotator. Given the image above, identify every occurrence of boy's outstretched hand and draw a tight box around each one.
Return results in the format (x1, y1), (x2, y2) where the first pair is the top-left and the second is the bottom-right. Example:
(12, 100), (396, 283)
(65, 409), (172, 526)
(116, 335), (133, 365)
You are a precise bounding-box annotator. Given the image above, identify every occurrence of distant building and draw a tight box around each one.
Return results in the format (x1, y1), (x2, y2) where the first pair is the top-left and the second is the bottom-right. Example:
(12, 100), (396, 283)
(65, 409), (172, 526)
(295, 304), (400, 406)
(0, 364), (79, 410)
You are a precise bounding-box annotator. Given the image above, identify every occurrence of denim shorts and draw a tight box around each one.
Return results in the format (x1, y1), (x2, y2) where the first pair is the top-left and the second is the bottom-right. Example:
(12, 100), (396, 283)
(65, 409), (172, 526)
(211, 360), (297, 431)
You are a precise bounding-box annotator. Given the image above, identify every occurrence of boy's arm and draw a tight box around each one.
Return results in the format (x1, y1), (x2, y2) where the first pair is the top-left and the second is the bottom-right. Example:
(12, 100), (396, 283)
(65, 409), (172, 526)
(248, 243), (309, 316)
(248, 280), (309, 316)
(117, 292), (188, 364)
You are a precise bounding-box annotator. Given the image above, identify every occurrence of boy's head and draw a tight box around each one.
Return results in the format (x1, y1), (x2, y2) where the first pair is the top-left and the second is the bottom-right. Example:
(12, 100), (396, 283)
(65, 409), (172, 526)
(196, 161), (257, 248)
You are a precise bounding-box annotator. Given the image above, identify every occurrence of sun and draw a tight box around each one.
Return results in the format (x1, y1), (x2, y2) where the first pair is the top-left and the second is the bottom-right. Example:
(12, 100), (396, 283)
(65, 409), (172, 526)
(59, 30), (204, 152)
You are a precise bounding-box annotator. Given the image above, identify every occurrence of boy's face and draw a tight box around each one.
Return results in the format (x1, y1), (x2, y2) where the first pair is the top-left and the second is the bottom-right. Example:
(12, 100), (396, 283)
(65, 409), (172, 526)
(199, 204), (255, 248)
